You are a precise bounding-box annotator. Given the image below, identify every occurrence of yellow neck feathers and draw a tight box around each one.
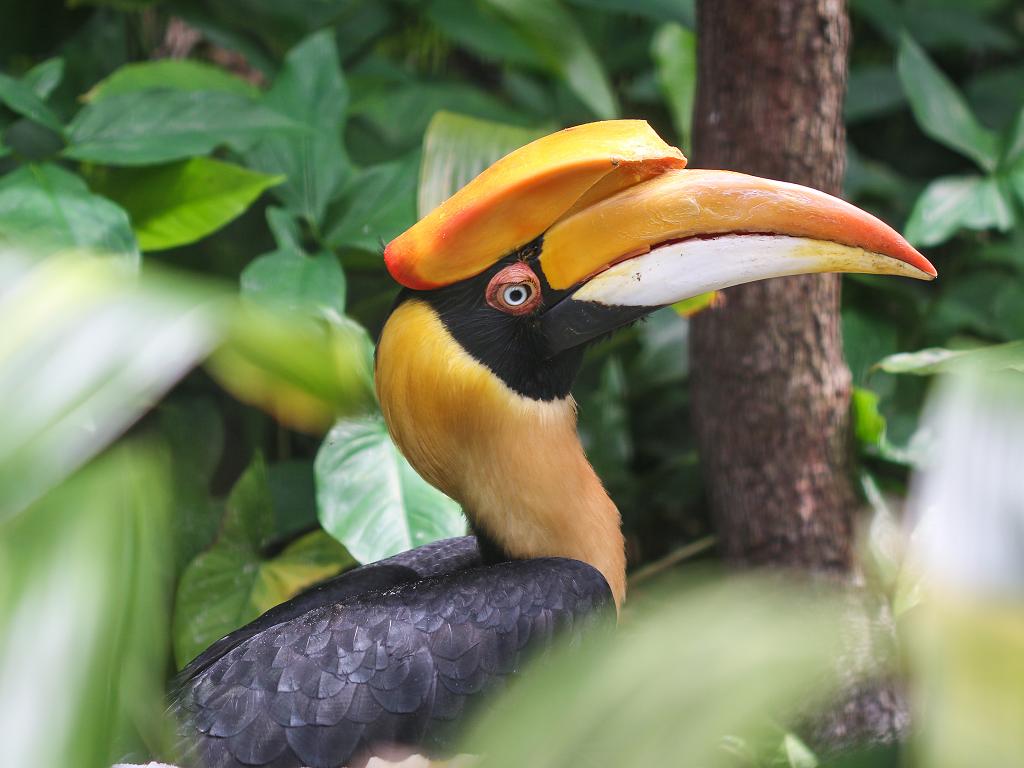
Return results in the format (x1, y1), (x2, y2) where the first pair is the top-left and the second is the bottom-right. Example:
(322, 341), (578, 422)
(376, 299), (626, 607)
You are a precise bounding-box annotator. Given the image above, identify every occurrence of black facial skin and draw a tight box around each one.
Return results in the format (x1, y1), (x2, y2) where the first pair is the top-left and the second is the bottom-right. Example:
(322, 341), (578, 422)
(384, 238), (586, 402)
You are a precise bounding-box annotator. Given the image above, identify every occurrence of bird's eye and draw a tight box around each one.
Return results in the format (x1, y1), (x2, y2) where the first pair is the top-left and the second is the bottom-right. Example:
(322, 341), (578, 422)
(502, 284), (531, 306)
(486, 262), (542, 315)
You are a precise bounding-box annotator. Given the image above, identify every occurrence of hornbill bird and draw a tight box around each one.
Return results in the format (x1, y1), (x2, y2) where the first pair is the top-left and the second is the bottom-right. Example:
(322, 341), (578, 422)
(171, 120), (936, 767)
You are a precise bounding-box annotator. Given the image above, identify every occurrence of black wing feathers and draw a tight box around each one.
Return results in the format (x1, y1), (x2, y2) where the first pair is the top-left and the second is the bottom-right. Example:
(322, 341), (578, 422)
(173, 553), (611, 768)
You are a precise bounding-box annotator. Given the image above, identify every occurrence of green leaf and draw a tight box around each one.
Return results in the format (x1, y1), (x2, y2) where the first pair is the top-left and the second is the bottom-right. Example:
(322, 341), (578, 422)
(671, 291), (717, 317)
(418, 111), (548, 218)
(65, 90), (305, 165)
(241, 248), (347, 319)
(427, 0), (538, 66)
(349, 79), (527, 152)
(316, 414), (466, 564)
(482, 0), (618, 119)
(852, 387), (887, 448)
(463, 576), (847, 768)
(0, 72), (64, 134)
(243, 31), (351, 228)
(0, 163), (138, 265)
(173, 456), (353, 668)
(208, 305), (375, 433)
(267, 206), (303, 251)
(1004, 104), (1024, 168)
(326, 153), (419, 252)
(84, 59), (260, 103)
(905, 175), (1015, 247)
(897, 34), (1000, 171)
(0, 255), (223, 521)
(652, 22), (696, 151)
(0, 444), (172, 767)
(876, 342), (1024, 375)
(23, 58), (65, 100)
(87, 157), (281, 252)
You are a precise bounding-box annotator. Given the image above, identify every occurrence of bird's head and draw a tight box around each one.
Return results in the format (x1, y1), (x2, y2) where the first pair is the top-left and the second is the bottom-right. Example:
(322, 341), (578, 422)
(375, 120), (935, 606)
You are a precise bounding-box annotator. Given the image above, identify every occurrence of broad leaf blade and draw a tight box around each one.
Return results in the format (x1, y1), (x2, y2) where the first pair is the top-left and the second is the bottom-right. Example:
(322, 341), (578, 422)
(87, 157), (282, 251)
(241, 247), (347, 319)
(897, 34), (1000, 171)
(326, 153), (419, 252)
(418, 111), (548, 218)
(65, 90), (305, 165)
(0, 72), (64, 134)
(84, 59), (260, 102)
(173, 456), (352, 667)
(0, 254), (222, 521)
(315, 414), (466, 564)
(0, 164), (138, 266)
(483, 0), (618, 119)
(905, 174), (1014, 247)
(243, 31), (351, 228)
(0, 445), (172, 768)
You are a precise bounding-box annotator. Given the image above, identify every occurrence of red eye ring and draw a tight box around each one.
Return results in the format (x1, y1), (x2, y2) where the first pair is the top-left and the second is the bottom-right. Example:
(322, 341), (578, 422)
(486, 262), (542, 315)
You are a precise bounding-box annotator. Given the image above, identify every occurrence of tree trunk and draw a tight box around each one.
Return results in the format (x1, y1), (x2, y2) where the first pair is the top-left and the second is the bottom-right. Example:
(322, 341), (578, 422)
(690, 0), (907, 748)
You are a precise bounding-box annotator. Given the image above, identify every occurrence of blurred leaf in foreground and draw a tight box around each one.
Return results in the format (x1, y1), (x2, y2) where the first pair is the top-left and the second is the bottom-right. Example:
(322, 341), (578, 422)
(0, 444), (173, 768)
(0, 253), (222, 521)
(464, 575), (848, 768)
(905, 370), (1024, 768)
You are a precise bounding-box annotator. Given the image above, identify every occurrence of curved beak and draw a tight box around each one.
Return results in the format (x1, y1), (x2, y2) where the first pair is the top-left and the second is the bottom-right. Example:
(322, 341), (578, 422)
(539, 169), (936, 355)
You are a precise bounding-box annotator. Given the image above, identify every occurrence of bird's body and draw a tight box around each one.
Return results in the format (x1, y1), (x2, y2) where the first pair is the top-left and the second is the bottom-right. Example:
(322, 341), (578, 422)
(171, 538), (612, 768)
(171, 120), (935, 767)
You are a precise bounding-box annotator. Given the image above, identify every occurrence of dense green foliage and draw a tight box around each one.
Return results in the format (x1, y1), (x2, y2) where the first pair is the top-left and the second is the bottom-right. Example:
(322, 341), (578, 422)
(1, 0), (1023, 766)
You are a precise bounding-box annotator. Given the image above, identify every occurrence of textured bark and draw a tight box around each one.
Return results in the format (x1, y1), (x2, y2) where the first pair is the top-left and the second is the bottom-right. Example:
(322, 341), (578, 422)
(690, 0), (907, 748)
(691, 0), (855, 571)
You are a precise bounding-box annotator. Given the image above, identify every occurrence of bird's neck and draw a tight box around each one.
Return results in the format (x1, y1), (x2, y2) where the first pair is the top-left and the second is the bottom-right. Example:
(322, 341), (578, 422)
(377, 300), (627, 607)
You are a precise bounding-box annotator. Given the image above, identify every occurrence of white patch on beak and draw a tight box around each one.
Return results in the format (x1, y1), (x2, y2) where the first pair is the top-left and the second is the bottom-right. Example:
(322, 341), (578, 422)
(571, 234), (935, 308)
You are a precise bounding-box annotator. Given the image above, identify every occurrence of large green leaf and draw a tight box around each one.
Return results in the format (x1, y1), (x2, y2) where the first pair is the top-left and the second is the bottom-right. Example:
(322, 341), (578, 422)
(482, 0), (618, 119)
(905, 174), (1015, 247)
(418, 111), (548, 218)
(0, 72), (64, 134)
(243, 31), (351, 228)
(326, 153), (419, 252)
(241, 247), (347, 320)
(897, 34), (1000, 172)
(172, 456), (354, 667)
(65, 90), (304, 165)
(0, 445), (172, 768)
(0, 164), (138, 265)
(84, 59), (260, 102)
(0, 255), (222, 521)
(315, 414), (466, 564)
(87, 157), (282, 251)
(652, 22), (696, 152)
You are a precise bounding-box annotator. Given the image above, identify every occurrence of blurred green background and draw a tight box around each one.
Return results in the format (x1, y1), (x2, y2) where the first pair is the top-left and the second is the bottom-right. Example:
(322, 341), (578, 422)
(1, 0), (1023, 766)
